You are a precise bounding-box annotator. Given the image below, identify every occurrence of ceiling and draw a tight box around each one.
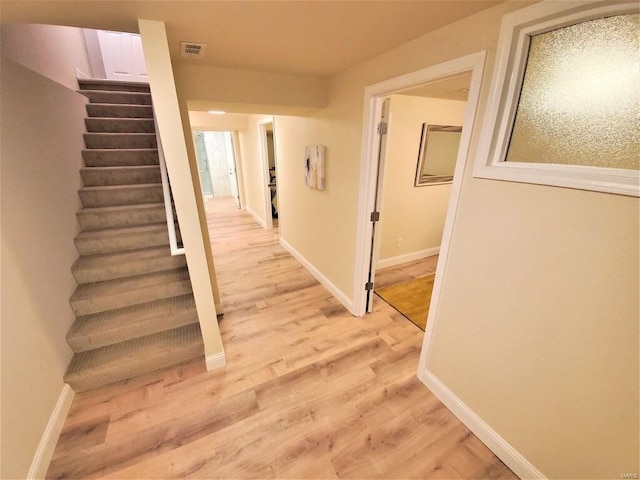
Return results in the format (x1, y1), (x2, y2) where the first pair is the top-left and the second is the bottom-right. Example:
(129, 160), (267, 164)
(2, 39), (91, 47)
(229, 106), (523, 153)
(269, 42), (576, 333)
(1, 1), (504, 78)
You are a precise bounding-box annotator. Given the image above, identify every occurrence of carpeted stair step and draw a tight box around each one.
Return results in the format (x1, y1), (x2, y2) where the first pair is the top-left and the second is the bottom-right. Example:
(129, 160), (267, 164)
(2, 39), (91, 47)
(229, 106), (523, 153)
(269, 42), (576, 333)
(86, 103), (153, 118)
(69, 267), (192, 317)
(64, 323), (203, 392)
(77, 203), (167, 230)
(66, 294), (198, 353)
(74, 223), (171, 255)
(72, 246), (187, 284)
(79, 79), (150, 93)
(84, 133), (157, 149)
(79, 183), (163, 208)
(64, 77), (199, 393)
(81, 166), (161, 187)
(80, 90), (152, 105)
(82, 148), (159, 167)
(85, 117), (156, 133)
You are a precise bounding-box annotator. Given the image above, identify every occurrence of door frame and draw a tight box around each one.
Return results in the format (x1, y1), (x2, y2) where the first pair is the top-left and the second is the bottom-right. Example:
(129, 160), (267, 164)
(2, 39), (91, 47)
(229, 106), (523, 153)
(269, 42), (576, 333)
(192, 129), (244, 204)
(352, 51), (487, 318)
(258, 118), (277, 230)
(364, 98), (391, 312)
(229, 131), (245, 208)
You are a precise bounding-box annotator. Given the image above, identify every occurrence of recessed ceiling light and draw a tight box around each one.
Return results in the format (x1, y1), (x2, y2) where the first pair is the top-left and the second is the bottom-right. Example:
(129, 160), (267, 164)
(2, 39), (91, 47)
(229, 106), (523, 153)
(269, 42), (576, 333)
(207, 110), (226, 115)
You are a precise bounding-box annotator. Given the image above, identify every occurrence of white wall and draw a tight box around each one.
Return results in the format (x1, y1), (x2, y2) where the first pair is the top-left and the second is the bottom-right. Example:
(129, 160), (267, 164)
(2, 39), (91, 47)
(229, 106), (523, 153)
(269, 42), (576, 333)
(268, 2), (639, 478)
(1, 25), (88, 478)
(188, 111), (249, 131)
(176, 64), (328, 115)
(82, 28), (106, 79)
(272, 111), (358, 296)
(1, 23), (93, 88)
(237, 115), (273, 227)
(17, 4), (630, 477)
(138, 19), (225, 362)
(377, 94), (466, 265)
(426, 183), (639, 479)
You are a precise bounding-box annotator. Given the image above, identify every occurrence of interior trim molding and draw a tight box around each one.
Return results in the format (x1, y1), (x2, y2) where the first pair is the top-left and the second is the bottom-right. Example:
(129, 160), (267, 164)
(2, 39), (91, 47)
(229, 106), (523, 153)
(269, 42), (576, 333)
(28, 383), (75, 479)
(280, 237), (355, 315)
(418, 370), (547, 480)
(257, 118), (276, 230)
(244, 206), (267, 229)
(352, 51), (487, 316)
(376, 247), (440, 269)
(74, 67), (90, 79)
(472, 0), (639, 197)
(205, 351), (227, 371)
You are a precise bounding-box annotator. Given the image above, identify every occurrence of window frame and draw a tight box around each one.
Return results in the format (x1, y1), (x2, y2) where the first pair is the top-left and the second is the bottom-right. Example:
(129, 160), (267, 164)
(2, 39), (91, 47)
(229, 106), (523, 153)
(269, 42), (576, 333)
(473, 0), (640, 197)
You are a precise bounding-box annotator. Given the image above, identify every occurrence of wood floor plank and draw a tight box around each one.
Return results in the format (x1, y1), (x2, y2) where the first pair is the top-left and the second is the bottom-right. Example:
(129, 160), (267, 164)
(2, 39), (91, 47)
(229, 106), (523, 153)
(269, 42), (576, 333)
(48, 388), (260, 478)
(374, 255), (439, 290)
(47, 197), (516, 479)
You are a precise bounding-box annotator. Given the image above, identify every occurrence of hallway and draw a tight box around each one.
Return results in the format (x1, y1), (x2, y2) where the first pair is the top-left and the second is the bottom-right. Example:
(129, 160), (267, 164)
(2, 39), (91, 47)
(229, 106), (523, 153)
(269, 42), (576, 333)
(46, 198), (516, 479)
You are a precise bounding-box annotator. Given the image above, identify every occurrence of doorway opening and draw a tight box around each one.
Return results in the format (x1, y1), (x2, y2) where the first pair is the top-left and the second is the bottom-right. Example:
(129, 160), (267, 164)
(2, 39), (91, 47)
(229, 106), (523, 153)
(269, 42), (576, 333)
(193, 130), (241, 210)
(91, 29), (148, 82)
(259, 120), (279, 231)
(353, 52), (487, 356)
(372, 85), (470, 331)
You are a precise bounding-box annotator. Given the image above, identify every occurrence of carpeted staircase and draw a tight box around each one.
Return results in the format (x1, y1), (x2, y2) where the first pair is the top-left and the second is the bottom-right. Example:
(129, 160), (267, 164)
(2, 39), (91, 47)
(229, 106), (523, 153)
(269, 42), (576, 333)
(64, 79), (204, 393)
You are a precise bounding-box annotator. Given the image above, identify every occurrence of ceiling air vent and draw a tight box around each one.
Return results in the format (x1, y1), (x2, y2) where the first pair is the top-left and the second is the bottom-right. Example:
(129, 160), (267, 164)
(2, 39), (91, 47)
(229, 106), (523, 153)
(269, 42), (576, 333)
(180, 42), (207, 59)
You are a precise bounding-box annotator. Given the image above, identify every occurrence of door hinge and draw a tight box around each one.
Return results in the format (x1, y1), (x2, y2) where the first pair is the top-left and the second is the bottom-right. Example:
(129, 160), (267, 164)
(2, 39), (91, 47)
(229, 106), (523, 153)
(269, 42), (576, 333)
(365, 282), (374, 291)
(377, 121), (388, 135)
(370, 211), (380, 222)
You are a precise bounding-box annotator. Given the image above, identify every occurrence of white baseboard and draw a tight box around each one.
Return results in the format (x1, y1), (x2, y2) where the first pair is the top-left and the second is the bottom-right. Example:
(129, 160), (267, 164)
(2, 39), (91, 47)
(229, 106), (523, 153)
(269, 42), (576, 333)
(28, 384), (75, 480)
(245, 206), (267, 229)
(215, 302), (224, 315)
(279, 237), (356, 315)
(74, 67), (90, 79)
(376, 247), (440, 269)
(418, 370), (546, 480)
(205, 351), (227, 371)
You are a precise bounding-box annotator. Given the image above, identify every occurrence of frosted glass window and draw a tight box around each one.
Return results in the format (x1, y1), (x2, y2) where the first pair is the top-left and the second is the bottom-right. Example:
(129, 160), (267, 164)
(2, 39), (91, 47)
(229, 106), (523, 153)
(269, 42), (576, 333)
(505, 14), (639, 170)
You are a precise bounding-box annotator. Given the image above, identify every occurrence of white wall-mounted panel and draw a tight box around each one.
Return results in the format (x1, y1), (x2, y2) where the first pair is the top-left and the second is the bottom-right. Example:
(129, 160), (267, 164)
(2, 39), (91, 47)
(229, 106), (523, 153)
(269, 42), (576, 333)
(97, 30), (148, 83)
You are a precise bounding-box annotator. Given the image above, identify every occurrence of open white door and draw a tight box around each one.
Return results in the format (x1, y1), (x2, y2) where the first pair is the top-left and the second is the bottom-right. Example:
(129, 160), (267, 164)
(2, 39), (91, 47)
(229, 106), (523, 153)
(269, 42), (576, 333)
(365, 98), (390, 312)
(97, 30), (148, 82)
(225, 133), (241, 209)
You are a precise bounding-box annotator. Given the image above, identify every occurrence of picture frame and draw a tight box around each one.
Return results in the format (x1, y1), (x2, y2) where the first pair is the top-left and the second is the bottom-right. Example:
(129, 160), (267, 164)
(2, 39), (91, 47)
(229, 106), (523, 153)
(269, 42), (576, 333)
(305, 145), (326, 190)
(415, 123), (462, 186)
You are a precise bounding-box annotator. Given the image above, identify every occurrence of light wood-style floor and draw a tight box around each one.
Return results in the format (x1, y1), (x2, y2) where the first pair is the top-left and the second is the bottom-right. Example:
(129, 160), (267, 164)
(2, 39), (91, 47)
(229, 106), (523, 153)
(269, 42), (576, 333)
(47, 198), (516, 479)
(375, 255), (439, 290)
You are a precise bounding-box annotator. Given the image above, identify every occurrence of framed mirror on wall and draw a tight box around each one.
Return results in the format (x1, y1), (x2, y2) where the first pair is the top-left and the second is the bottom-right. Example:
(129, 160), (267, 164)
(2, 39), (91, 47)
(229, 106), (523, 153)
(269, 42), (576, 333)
(414, 124), (462, 186)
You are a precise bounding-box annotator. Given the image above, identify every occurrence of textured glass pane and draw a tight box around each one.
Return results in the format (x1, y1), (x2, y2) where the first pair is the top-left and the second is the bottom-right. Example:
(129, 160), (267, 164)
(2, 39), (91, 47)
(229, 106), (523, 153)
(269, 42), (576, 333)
(506, 14), (639, 170)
